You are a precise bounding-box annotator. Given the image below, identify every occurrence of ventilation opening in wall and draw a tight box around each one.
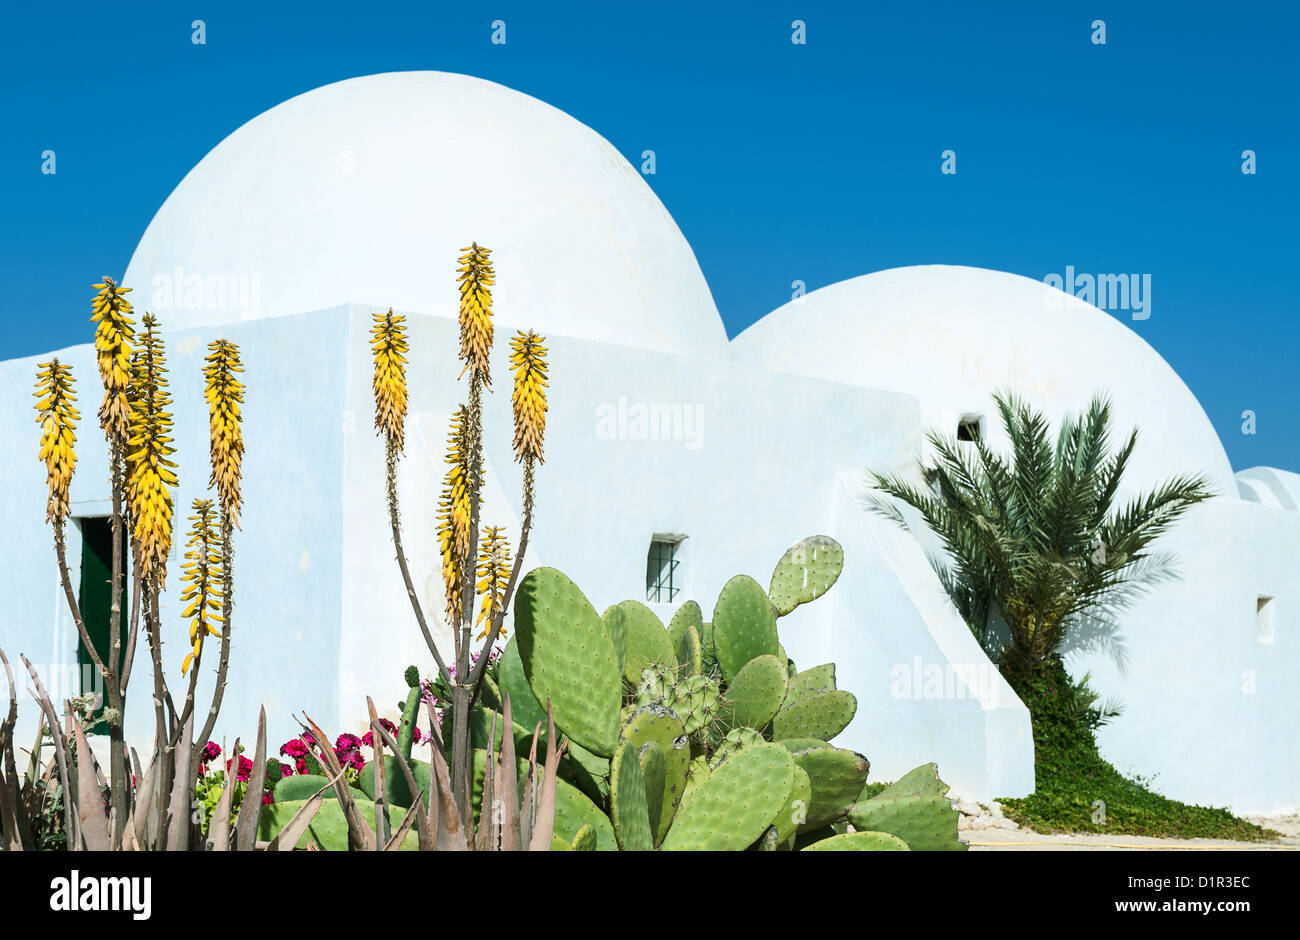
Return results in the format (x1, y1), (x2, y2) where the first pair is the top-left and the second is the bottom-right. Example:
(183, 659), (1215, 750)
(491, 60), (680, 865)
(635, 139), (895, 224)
(957, 414), (984, 442)
(1257, 595), (1276, 645)
(646, 535), (686, 605)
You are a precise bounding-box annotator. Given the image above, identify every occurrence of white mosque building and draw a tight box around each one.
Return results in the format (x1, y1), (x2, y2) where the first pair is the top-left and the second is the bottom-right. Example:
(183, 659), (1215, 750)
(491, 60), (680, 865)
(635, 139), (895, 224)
(2, 72), (1296, 812)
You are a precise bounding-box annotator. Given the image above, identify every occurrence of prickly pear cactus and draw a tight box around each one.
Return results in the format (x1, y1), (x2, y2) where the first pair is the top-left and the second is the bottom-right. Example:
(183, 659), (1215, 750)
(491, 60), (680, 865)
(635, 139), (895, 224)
(666, 674), (720, 735)
(788, 663), (837, 699)
(709, 727), (765, 769)
(632, 662), (678, 710)
(847, 762), (965, 851)
(609, 600), (675, 685)
(719, 653), (788, 731)
(772, 764), (813, 845)
(638, 740), (667, 839)
(768, 535), (844, 617)
(772, 689), (857, 742)
(801, 831), (909, 851)
(661, 743), (796, 852)
(711, 575), (780, 681)
(783, 740), (870, 828)
(618, 705), (690, 843)
(609, 739), (654, 851)
(514, 567), (622, 757)
(668, 601), (704, 674)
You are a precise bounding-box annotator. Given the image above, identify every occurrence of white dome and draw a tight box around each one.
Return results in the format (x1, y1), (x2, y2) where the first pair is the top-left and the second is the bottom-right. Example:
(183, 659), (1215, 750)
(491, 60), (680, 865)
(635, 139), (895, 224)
(123, 72), (726, 356)
(732, 265), (1236, 496)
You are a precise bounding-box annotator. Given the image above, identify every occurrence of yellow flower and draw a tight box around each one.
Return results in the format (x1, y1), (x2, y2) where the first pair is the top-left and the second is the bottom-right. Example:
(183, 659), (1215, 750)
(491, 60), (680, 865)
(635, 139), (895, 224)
(90, 276), (135, 440)
(203, 339), (245, 528)
(179, 499), (223, 675)
(127, 314), (177, 586)
(474, 526), (513, 639)
(435, 407), (474, 625)
(370, 310), (409, 451)
(508, 330), (548, 465)
(33, 359), (80, 523)
(456, 243), (494, 387)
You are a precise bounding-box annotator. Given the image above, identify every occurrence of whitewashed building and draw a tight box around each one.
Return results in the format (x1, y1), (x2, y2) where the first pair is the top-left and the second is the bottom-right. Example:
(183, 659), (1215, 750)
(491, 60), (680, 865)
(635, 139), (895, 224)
(1, 72), (1295, 811)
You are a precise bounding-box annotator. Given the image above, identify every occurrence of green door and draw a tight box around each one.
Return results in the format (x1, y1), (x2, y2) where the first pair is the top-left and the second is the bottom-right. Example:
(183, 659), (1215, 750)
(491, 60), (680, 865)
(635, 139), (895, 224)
(76, 516), (128, 732)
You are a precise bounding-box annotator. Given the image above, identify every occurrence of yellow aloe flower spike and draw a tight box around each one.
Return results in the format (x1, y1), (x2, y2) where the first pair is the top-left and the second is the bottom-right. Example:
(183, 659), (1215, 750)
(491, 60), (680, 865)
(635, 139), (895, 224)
(33, 359), (80, 523)
(203, 339), (245, 528)
(456, 243), (494, 387)
(90, 276), (135, 441)
(370, 310), (409, 452)
(436, 407), (475, 625)
(126, 313), (178, 586)
(474, 525), (513, 639)
(508, 330), (548, 465)
(179, 499), (224, 675)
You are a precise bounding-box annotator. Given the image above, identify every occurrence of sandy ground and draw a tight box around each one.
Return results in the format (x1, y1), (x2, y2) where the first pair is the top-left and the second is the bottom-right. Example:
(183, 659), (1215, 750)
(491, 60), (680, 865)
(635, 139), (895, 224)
(964, 812), (1300, 851)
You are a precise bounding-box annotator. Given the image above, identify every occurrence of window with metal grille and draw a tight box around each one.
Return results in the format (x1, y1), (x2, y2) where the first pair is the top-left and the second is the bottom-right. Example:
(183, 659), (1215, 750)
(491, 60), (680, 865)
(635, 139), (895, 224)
(646, 537), (684, 604)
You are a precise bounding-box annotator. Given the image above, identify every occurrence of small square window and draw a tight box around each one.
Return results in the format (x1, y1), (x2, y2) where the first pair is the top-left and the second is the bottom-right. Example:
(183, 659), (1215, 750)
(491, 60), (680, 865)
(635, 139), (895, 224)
(957, 414), (984, 442)
(1258, 596), (1275, 645)
(646, 536), (685, 604)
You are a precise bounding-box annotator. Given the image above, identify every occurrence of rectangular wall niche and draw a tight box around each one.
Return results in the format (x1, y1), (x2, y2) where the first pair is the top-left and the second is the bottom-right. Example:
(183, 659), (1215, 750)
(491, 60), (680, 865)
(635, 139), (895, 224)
(1257, 595), (1276, 645)
(957, 413), (985, 442)
(646, 535), (687, 605)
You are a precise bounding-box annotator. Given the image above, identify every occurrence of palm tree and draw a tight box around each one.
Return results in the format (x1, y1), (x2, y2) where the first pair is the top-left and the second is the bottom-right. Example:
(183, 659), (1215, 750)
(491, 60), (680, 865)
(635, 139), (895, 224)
(868, 390), (1212, 684)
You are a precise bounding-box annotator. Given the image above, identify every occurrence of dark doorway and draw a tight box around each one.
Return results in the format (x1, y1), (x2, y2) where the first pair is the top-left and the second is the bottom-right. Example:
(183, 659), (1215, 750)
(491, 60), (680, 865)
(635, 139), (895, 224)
(76, 516), (128, 731)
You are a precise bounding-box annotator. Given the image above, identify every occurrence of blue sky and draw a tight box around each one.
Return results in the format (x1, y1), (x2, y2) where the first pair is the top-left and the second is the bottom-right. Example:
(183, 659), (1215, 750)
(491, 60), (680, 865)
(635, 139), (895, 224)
(2, 1), (1296, 471)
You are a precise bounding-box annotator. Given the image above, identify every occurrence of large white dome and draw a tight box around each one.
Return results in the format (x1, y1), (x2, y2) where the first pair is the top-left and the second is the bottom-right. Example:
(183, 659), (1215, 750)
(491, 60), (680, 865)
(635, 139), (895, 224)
(123, 71), (727, 356)
(732, 265), (1237, 496)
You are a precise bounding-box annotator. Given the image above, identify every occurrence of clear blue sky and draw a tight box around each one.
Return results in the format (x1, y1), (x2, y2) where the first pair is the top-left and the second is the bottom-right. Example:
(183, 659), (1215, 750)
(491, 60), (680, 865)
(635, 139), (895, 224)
(2, 1), (1295, 471)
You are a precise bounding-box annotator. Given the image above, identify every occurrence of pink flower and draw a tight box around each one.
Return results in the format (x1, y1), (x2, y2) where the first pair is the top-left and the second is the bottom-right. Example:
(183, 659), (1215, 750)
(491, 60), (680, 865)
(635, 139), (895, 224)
(262, 793), (273, 805)
(280, 738), (309, 759)
(201, 741), (222, 762)
(280, 763), (294, 778)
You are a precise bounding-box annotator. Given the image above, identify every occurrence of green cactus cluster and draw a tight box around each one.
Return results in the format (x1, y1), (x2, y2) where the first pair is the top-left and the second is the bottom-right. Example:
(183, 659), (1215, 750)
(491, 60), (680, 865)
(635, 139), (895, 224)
(490, 535), (967, 851)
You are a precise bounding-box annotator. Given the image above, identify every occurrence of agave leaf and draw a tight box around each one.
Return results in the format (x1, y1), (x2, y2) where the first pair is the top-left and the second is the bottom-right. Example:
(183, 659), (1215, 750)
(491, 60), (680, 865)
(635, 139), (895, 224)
(233, 707), (269, 850)
(527, 701), (564, 851)
(384, 800), (421, 851)
(71, 715), (110, 851)
(372, 720), (432, 850)
(21, 655), (75, 846)
(302, 712), (376, 850)
(475, 710), (498, 851)
(495, 693), (520, 851)
(125, 749), (160, 851)
(425, 720), (467, 851)
(206, 737), (239, 851)
(366, 698), (391, 850)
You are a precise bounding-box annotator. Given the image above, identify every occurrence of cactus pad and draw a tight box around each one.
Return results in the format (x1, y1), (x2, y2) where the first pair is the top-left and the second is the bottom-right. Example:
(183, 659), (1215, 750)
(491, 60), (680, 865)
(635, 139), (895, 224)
(612, 600), (676, 685)
(768, 535), (844, 617)
(661, 743), (796, 852)
(618, 704), (691, 842)
(711, 575), (780, 681)
(666, 674), (720, 735)
(602, 603), (630, 677)
(788, 663), (837, 700)
(514, 567), (622, 757)
(719, 653), (788, 731)
(610, 739), (655, 851)
(498, 635), (547, 734)
(800, 831), (909, 851)
(773, 765), (813, 844)
(570, 823), (598, 851)
(772, 689), (857, 742)
(638, 740), (667, 839)
(668, 600), (704, 670)
(709, 727), (766, 769)
(849, 793), (966, 851)
(785, 742), (870, 827)
(872, 761), (951, 800)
